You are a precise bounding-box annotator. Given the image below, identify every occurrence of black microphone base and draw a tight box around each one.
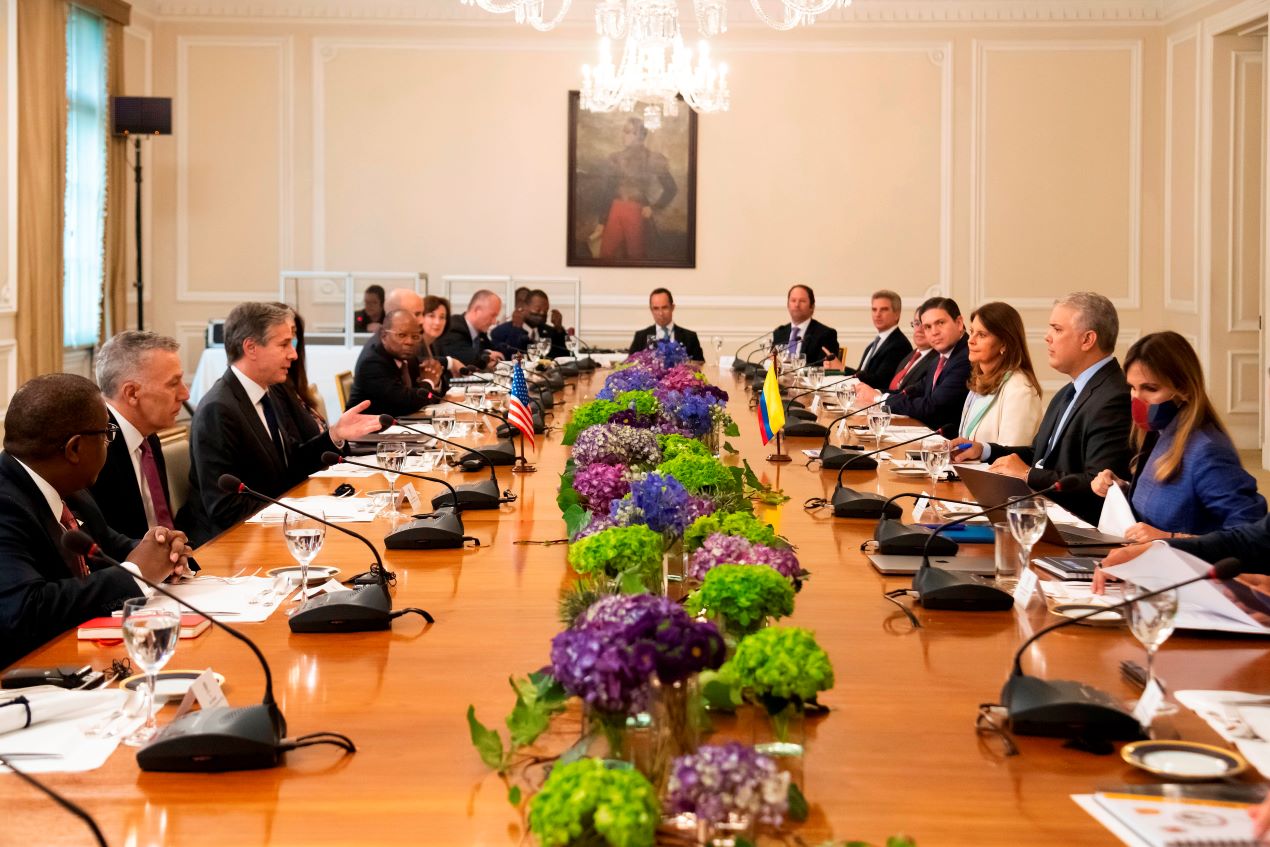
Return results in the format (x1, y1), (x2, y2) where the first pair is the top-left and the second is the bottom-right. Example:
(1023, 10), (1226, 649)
(432, 478), (501, 510)
(820, 444), (875, 471)
(575, 357), (598, 372)
(136, 704), (282, 772)
(1001, 674), (1143, 740)
(558, 362), (580, 377)
(288, 585), (393, 633)
(477, 441), (517, 466)
(875, 518), (959, 555)
(384, 509), (466, 549)
(913, 566), (1013, 610)
(545, 372), (565, 391)
(832, 487), (901, 519)
(784, 421), (828, 438)
(496, 420), (545, 439)
(785, 407), (817, 422)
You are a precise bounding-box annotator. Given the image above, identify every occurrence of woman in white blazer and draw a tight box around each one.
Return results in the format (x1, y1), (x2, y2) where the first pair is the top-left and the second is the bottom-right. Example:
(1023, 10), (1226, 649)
(956, 302), (1042, 446)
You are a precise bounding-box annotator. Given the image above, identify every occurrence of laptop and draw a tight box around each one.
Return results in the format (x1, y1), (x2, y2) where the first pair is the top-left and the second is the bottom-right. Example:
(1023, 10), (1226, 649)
(867, 554), (997, 576)
(954, 465), (1125, 548)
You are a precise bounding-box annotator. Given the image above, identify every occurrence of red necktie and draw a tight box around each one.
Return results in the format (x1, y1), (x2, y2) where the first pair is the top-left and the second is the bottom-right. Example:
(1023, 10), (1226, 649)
(931, 354), (948, 386)
(59, 504), (89, 579)
(889, 351), (920, 391)
(139, 440), (175, 530)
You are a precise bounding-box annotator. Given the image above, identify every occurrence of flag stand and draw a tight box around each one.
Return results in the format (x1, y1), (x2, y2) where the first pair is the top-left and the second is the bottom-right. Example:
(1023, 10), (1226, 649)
(509, 354), (537, 474)
(767, 351), (791, 463)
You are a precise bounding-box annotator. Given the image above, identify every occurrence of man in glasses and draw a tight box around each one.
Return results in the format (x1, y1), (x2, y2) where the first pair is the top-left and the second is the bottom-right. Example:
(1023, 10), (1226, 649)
(348, 309), (440, 417)
(0, 374), (192, 668)
(90, 331), (190, 539)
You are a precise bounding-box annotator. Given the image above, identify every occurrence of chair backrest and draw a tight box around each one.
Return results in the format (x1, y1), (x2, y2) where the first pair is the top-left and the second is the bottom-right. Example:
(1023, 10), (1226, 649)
(335, 371), (353, 411)
(158, 426), (191, 516)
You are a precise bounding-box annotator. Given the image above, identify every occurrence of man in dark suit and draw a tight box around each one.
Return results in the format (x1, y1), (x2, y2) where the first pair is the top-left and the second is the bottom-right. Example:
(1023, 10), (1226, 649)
(90, 331), (189, 539)
(628, 287), (704, 361)
(860, 296), (970, 432)
(440, 290), (505, 370)
(491, 289), (569, 358)
(348, 309), (438, 417)
(0, 374), (191, 667)
(839, 290), (912, 390)
(178, 302), (383, 546)
(956, 292), (1132, 525)
(771, 284), (839, 367)
(885, 305), (937, 393)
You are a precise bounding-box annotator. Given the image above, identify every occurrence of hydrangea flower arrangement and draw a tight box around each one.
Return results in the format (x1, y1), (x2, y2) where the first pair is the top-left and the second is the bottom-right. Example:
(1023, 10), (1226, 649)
(721, 626), (834, 705)
(528, 758), (660, 847)
(576, 593), (725, 685)
(657, 452), (741, 496)
(573, 462), (631, 513)
(665, 742), (790, 828)
(613, 390), (659, 416)
(562, 399), (623, 445)
(657, 363), (708, 393)
(596, 473), (716, 539)
(596, 369), (659, 399)
(657, 434), (712, 463)
(684, 512), (786, 553)
(685, 564), (796, 637)
(655, 389), (720, 437)
(571, 424), (662, 470)
(624, 337), (689, 374)
(567, 525), (663, 585)
(686, 533), (802, 583)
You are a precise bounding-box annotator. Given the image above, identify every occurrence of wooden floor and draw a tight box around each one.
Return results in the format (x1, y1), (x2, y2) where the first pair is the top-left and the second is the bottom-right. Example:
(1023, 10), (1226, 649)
(3, 370), (1267, 846)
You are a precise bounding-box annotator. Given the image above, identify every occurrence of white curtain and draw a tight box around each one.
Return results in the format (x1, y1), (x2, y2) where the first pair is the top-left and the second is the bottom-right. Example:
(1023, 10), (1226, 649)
(62, 5), (107, 348)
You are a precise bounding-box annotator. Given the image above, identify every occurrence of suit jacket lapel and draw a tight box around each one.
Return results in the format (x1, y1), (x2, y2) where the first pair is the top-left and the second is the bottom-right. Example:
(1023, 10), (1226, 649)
(0, 453), (77, 578)
(223, 369), (285, 474)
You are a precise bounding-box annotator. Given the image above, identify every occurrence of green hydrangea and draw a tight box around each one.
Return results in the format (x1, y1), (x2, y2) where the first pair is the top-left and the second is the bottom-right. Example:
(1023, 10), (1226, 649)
(657, 434), (711, 463)
(656, 452), (740, 496)
(722, 626), (834, 703)
(567, 525), (663, 583)
(562, 399), (623, 445)
(684, 511), (784, 553)
(614, 390), (659, 416)
(685, 564), (795, 635)
(528, 759), (660, 847)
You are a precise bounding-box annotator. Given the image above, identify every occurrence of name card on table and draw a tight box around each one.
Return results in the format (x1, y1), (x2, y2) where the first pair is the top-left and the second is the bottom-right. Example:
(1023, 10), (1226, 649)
(401, 482), (422, 514)
(1013, 568), (1039, 607)
(1133, 678), (1166, 727)
(173, 668), (228, 721)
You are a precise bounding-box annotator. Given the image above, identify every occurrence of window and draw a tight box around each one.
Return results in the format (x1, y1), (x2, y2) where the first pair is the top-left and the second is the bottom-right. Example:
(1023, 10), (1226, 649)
(63, 6), (107, 348)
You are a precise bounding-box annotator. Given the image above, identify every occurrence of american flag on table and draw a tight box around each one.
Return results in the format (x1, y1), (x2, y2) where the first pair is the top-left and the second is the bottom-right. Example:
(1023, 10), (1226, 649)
(507, 360), (536, 449)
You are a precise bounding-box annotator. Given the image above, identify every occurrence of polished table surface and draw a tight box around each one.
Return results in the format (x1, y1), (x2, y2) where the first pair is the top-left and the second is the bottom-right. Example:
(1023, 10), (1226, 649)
(4, 370), (1268, 846)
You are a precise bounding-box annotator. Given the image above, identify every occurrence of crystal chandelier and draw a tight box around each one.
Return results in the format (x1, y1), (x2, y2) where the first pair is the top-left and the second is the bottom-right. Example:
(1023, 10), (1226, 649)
(581, 1), (729, 126)
(459, 0), (852, 35)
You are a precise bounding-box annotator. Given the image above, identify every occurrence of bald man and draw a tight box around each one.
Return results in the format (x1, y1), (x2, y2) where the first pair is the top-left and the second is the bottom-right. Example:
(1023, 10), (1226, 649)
(440, 290), (505, 370)
(385, 288), (463, 377)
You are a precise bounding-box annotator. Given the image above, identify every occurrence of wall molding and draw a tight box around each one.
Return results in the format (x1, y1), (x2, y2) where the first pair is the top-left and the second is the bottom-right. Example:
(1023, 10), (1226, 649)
(1, 0), (16, 316)
(970, 39), (1143, 312)
(146, 0), (1173, 25)
(1227, 349), (1261, 413)
(1164, 26), (1200, 314)
(175, 35), (295, 303)
(1226, 48), (1262, 333)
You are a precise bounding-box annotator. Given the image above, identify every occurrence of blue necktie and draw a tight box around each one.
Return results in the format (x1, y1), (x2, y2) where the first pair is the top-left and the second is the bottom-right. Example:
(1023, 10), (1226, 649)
(260, 393), (287, 466)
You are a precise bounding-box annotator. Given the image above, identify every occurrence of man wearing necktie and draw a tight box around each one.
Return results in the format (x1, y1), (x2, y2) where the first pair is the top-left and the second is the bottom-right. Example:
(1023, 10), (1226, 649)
(628, 288), (704, 361)
(771, 284), (839, 367)
(0, 374), (193, 668)
(180, 302), (385, 545)
(954, 292), (1132, 524)
(90, 331), (189, 539)
(348, 309), (439, 417)
(832, 290), (912, 390)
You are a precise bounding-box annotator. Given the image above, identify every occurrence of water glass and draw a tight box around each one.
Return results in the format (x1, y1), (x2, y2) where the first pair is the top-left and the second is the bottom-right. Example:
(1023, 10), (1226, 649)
(1127, 583), (1180, 716)
(121, 596), (181, 746)
(920, 435), (950, 486)
(377, 440), (408, 503)
(283, 510), (326, 616)
(1006, 499), (1046, 591)
(867, 403), (891, 451)
(992, 521), (1021, 590)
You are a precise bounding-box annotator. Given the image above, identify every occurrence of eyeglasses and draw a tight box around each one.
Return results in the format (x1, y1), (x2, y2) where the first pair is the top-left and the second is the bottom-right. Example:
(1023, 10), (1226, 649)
(78, 422), (119, 444)
(975, 704), (1019, 757)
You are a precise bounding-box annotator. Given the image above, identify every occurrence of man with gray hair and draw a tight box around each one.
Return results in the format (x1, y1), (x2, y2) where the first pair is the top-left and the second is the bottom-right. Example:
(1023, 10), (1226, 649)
(441, 289), (505, 370)
(178, 302), (384, 544)
(90, 331), (190, 539)
(954, 291), (1131, 524)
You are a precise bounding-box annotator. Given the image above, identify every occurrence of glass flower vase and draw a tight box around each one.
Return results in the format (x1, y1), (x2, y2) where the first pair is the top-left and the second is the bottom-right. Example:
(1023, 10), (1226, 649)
(696, 813), (754, 847)
(752, 702), (805, 758)
(662, 535), (685, 596)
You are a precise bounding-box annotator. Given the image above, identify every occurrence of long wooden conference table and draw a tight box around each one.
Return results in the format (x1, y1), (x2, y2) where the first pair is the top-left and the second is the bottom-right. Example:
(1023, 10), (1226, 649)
(3, 370), (1267, 846)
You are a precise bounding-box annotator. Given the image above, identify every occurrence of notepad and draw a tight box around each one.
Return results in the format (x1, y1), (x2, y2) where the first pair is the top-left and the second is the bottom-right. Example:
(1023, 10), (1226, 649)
(1075, 791), (1260, 847)
(77, 614), (210, 641)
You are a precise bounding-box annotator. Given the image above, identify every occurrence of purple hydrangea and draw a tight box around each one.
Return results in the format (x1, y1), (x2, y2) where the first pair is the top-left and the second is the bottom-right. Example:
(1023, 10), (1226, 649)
(627, 472), (691, 536)
(596, 366), (659, 399)
(656, 389), (722, 437)
(608, 409), (659, 429)
(686, 532), (802, 583)
(666, 742), (790, 827)
(658, 364), (705, 393)
(571, 424), (662, 469)
(575, 594), (725, 684)
(572, 463), (631, 513)
(549, 625), (658, 715)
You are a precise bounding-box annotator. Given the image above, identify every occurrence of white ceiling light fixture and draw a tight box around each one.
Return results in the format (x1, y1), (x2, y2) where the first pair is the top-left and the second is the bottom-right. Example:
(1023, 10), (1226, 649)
(460, 0), (850, 34)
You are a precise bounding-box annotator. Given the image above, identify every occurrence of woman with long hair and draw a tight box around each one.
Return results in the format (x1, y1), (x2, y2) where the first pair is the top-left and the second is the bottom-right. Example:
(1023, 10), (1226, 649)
(1091, 331), (1265, 540)
(419, 295), (453, 393)
(952, 301), (1042, 447)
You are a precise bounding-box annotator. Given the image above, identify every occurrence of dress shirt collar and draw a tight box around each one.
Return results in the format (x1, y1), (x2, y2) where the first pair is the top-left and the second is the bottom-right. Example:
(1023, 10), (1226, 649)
(1070, 353), (1115, 397)
(230, 364), (269, 406)
(657, 323), (675, 339)
(105, 402), (147, 456)
(790, 318), (811, 336)
(465, 317), (480, 341)
(874, 325), (899, 345)
(11, 456), (62, 522)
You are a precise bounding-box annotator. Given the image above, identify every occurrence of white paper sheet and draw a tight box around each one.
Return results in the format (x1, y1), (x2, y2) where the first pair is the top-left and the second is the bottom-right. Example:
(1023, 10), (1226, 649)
(1098, 483), (1136, 536)
(1175, 690), (1270, 743)
(244, 496), (379, 524)
(0, 688), (131, 773)
(163, 576), (283, 623)
(1234, 738), (1270, 778)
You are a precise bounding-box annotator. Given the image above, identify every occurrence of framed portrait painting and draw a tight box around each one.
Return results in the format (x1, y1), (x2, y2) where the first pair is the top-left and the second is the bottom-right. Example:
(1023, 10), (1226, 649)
(566, 92), (698, 268)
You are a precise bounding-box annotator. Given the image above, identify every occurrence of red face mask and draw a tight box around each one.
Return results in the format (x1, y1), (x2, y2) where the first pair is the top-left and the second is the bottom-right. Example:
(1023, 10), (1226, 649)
(1131, 396), (1149, 430)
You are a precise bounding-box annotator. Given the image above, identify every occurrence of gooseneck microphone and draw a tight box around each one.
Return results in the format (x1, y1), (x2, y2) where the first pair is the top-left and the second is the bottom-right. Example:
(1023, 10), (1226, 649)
(1001, 557), (1244, 741)
(218, 474), (433, 633)
(828, 424), (954, 518)
(870, 491), (984, 554)
(813, 398), (893, 470)
(415, 394), (518, 464)
(731, 330), (771, 373)
(383, 415), (515, 511)
(780, 377), (856, 435)
(62, 530), (292, 771)
(910, 475), (1083, 611)
(319, 452), (474, 550)
(465, 372), (550, 418)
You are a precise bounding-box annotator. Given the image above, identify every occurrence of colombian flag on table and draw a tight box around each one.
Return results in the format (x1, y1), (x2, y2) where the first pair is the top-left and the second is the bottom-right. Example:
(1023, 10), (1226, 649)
(756, 366), (785, 445)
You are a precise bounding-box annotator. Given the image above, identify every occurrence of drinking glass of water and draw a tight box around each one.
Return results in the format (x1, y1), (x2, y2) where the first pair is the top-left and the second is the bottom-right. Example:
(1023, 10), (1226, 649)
(283, 510), (325, 616)
(1127, 583), (1180, 716)
(712, 336), (724, 357)
(867, 403), (891, 451)
(122, 596), (181, 746)
(1005, 499), (1046, 591)
(377, 440), (408, 507)
(920, 435), (951, 509)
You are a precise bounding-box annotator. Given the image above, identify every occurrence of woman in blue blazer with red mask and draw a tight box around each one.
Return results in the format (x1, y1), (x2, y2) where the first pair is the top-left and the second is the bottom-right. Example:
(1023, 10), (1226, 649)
(1091, 331), (1265, 542)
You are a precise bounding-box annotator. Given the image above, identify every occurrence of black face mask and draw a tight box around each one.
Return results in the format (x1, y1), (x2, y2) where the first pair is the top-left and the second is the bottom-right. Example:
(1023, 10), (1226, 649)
(524, 312), (547, 328)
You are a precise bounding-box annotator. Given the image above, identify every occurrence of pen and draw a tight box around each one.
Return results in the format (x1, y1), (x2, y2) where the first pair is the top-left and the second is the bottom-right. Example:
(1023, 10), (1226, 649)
(953, 442), (973, 452)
